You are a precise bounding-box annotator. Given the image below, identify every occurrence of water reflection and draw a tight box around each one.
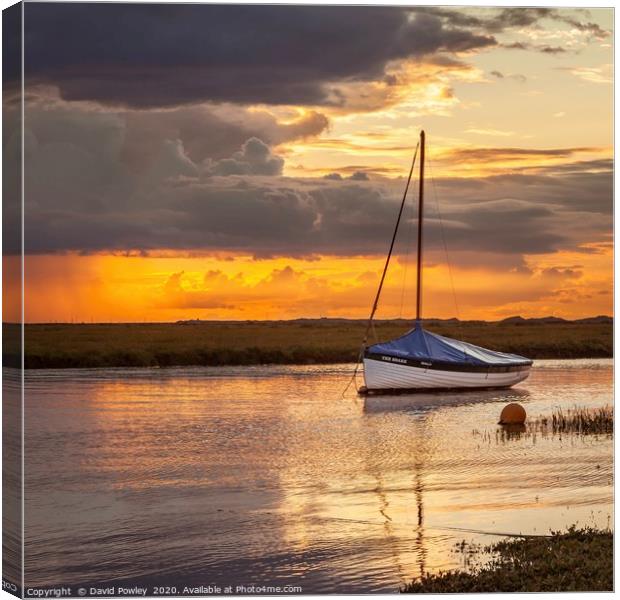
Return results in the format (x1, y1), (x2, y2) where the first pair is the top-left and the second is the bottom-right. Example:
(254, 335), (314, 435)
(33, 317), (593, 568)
(498, 423), (527, 439)
(364, 416), (431, 585)
(363, 387), (530, 414)
(23, 360), (612, 592)
(3, 368), (22, 589)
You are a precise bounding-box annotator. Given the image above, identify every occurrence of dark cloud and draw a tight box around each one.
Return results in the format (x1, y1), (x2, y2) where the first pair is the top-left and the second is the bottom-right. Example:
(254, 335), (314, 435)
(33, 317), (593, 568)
(20, 159), (612, 261)
(415, 7), (608, 59)
(503, 42), (528, 50)
(433, 165), (612, 216)
(417, 7), (555, 32)
(503, 41), (566, 54)
(551, 11), (609, 39)
(23, 4), (495, 108)
(489, 70), (526, 83)
(117, 105), (328, 170)
(540, 46), (567, 55)
(417, 7), (608, 38)
(493, 7), (553, 29)
(207, 138), (284, 176)
(11, 99), (611, 263)
(541, 158), (613, 173)
(324, 171), (370, 181)
(20, 160), (611, 261)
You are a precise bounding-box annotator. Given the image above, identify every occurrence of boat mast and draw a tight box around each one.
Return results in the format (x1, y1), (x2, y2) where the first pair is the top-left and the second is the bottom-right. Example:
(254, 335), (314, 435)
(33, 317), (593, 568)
(416, 130), (425, 322)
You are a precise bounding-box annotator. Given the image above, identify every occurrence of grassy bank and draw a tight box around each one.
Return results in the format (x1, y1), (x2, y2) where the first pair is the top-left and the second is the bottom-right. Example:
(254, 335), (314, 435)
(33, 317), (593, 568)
(402, 527), (612, 592)
(4, 318), (613, 369)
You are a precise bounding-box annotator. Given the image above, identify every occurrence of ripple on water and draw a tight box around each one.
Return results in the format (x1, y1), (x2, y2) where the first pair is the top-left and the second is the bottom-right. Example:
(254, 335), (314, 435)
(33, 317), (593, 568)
(23, 359), (613, 591)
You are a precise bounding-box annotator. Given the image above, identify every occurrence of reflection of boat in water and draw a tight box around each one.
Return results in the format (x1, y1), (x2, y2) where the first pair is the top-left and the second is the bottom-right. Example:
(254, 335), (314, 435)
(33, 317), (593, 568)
(364, 418), (432, 583)
(363, 387), (530, 414)
(359, 131), (532, 394)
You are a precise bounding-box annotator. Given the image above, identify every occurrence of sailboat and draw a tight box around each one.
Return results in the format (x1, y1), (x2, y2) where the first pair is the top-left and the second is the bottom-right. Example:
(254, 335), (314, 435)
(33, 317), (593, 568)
(360, 131), (532, 394)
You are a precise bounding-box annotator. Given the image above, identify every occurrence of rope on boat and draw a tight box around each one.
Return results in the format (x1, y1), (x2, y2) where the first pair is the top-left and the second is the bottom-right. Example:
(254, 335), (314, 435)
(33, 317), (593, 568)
(426, 143), (461, 325)
(398, 187), (417, 319)
(341, 345), (364, 397)
(342, 141), (420, 398)
(426, 143), (468, 360)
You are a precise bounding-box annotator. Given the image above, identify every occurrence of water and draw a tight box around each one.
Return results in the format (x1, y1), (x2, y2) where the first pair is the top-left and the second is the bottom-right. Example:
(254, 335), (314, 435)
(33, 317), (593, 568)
(24, 360), (612, 593)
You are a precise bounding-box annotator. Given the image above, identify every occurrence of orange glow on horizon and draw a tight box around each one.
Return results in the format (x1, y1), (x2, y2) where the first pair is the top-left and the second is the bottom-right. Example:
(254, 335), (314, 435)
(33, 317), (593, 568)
(8, 9), (612, 325)
(6, 248), (612, 323)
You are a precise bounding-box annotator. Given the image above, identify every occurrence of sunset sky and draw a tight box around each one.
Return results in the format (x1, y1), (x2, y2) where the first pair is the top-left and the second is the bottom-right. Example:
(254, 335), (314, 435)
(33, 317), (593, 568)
(4, 4), (613, 322)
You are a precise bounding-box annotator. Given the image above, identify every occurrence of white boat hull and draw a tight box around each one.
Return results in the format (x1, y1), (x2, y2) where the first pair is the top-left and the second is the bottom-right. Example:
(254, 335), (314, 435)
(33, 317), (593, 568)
(363, 356), (530, 392)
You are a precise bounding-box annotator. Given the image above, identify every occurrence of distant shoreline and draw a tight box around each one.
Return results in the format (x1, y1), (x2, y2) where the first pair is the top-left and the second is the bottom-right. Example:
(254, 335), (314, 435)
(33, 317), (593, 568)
(3, 317), (612, 369)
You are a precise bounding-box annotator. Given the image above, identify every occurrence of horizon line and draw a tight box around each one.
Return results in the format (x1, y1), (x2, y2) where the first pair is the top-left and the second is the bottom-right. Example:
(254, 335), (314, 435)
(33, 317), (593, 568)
(4, 315), (613, 326)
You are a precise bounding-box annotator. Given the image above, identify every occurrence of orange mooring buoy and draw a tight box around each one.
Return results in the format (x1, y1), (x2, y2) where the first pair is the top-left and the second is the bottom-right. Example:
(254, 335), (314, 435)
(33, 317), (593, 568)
(499, 403), (526, 425)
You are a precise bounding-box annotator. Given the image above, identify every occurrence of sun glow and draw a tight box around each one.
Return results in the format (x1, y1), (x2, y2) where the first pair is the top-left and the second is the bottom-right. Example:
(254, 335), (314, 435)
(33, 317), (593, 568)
(11, 244), (612, 323)
(9, 8), (612, 323)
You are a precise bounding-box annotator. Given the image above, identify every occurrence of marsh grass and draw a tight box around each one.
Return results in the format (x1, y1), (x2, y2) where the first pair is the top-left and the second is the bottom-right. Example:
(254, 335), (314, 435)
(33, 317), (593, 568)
(549, 405), (613, 434)
(472, 406), (613, 445)
(530, 405), (613, 436)
(401, 526), (613, 592)
(7, 319), (613, 368)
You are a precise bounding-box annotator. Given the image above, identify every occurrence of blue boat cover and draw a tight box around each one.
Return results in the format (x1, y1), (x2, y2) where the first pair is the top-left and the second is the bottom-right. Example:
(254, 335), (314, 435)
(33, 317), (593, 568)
(368, 322), (532, 366)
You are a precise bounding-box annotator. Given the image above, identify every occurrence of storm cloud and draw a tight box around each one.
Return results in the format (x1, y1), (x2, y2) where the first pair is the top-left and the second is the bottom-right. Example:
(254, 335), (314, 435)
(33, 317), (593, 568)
(19, 163), (612, 261)
(8, 92), (611, 264)
(9, 5), (612, 269)
(14, 103), (611, 261)
(206, 138), (284, 176)
(22, 4), (496, 108)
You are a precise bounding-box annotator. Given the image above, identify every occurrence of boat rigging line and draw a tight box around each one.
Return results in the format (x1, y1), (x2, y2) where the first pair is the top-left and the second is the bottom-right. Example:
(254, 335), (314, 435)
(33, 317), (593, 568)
(351, 130), (532, 394)
(342, 139), (420, 397)
(426, 142), (467, 356)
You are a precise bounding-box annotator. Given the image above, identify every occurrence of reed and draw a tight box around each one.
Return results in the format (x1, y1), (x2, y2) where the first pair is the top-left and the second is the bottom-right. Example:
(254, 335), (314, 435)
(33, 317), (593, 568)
(493, 406), (613, 444)
(552, 405), (613, 434)
(538, 405), (613, 435)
